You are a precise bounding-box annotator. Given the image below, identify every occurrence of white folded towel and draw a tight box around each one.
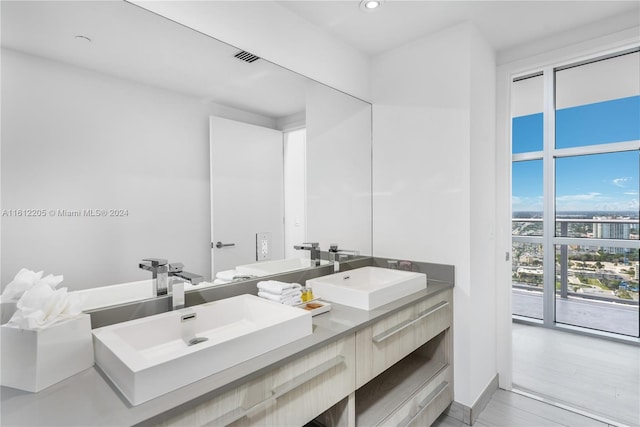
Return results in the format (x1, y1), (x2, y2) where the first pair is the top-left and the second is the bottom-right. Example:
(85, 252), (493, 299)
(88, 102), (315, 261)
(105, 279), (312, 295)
(257, 281), (301, 295)
(216, 270), (237, 282)
(258, 290), (302, 306)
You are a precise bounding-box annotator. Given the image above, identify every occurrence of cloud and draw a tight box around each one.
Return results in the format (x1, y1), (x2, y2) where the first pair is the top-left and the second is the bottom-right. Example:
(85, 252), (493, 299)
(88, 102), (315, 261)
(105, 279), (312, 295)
(624, 191), (638, 196)
(613, 177), (632, 187)
(556, 192), (602, 202)
(512, 195), (543, 211)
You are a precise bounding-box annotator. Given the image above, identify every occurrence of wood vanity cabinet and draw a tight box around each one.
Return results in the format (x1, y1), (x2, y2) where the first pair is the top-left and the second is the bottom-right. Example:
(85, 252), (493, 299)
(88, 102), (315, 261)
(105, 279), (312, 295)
(158, 288), (452, 427)
(159, 335), (356, 427)
(354, 289), (453, 426)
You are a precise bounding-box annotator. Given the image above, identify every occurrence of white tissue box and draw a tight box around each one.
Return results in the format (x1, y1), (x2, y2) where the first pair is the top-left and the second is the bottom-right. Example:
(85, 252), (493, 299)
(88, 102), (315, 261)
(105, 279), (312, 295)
(0, 301), (17, 324)
(1, 314), (94, 392)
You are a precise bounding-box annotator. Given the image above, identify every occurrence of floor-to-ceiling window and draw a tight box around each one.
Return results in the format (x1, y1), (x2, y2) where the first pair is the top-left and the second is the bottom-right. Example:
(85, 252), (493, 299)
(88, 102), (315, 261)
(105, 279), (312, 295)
(511, 49), (640, 338)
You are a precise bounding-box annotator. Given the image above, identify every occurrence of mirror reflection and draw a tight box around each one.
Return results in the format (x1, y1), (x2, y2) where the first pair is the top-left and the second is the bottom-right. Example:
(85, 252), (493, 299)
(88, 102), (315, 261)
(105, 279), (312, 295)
(1, 1), (372, 302)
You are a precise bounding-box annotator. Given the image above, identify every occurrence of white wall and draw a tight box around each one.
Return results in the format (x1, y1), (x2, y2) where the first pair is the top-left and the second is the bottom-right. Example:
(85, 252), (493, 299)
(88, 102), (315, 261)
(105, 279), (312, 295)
(1, 49), (275, 290)
(371, 22), (497, 408)
(132, 1), (371, 102)
(306, 82), (372, 255)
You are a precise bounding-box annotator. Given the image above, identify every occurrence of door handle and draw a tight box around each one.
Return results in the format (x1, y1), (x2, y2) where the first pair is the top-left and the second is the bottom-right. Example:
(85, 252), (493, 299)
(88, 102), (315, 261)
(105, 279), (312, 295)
(214, 241), (235, 249)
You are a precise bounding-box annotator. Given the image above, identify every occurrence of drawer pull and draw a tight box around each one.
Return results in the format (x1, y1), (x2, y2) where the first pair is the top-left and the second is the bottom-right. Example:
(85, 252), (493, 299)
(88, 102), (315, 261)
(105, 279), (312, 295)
(272, 355), (345, 397)
(372, 301), (449, 343)
(398, 381), (449, 427)
(205, 395), (277, 426)
(208, 355), (345, 426)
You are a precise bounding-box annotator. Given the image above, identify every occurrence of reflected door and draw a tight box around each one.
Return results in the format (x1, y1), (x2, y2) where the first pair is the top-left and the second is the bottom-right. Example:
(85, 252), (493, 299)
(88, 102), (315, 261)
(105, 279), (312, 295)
(210, 117), (284, 277)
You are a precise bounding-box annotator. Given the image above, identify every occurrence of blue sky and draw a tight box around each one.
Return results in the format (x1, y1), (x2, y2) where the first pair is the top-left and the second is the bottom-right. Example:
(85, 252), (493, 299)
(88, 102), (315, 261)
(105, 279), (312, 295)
(512, 96), (639, 213)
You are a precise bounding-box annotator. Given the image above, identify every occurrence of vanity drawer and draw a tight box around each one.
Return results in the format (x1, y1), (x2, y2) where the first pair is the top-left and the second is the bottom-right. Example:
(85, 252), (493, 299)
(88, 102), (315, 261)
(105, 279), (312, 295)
(355, 290), (452, 388)
(270, 334), (356, 426)
(158, 335), (355, 427)
(378, 365), (452, 427)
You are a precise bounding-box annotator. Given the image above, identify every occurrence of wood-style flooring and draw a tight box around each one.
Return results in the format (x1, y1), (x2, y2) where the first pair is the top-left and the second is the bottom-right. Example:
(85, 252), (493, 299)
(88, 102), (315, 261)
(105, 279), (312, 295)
(512, 323), (639, 426)
(434, 323), (639, 427)
(432, 389), (615, 427)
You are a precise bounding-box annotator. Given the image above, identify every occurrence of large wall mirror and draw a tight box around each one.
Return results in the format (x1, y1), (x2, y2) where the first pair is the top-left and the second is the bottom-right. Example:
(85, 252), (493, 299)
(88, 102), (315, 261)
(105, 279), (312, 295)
(1, 1), (372, 297)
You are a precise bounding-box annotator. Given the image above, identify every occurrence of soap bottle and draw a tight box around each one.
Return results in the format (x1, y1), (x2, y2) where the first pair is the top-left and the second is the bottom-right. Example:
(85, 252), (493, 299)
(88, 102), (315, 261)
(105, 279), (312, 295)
(301, 284), (314, 302)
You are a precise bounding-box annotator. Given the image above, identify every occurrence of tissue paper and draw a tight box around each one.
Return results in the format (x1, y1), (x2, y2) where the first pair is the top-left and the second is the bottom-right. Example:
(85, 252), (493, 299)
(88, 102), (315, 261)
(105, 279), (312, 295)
(1, 268), (63, 302)
(2, 268), (83, 329)
(7, 285), (83, 329)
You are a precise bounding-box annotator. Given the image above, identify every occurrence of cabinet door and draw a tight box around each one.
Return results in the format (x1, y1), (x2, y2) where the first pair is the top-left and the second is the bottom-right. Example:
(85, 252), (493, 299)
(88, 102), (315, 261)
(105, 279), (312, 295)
(355, 290), (452, 388)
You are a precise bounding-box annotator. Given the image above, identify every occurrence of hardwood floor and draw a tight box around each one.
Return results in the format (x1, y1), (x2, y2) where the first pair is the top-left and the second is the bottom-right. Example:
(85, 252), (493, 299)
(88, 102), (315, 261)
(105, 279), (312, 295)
(432, 389), (610, 427)
(512, 323), (640, 427)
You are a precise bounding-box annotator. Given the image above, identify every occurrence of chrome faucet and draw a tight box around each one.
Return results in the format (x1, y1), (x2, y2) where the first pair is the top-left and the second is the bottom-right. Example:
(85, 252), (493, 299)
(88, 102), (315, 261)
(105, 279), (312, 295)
(139, 258), (169, 296)
(168, 262), (204, 285)
(294, 242), (321, 266)
(328, 245), (360, 262)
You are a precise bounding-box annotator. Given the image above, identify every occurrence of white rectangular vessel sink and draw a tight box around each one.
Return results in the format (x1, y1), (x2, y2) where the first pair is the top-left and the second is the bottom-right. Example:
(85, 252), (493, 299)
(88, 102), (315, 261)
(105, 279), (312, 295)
(235, 257), (329, 277)
(73, 279), (217, 311)
(73, 280), (155, 311)
(307, 266), (427, 310)
(93, 294), (312, 405)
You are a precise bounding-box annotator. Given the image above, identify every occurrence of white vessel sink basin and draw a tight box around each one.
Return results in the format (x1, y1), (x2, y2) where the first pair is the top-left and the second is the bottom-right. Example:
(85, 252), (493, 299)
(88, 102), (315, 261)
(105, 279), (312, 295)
(73, 280), (154, 311)
(73, 279), (217, 311)
(307, 266), (427, 310)
(235, 257), (329, 277)
(92, 294), (312, 405)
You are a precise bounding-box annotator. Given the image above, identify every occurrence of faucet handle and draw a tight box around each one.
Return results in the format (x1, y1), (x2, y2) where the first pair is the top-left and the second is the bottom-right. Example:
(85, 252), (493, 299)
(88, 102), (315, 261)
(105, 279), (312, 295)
(168, 262), (184, 273)
(142, 258), (168, 267)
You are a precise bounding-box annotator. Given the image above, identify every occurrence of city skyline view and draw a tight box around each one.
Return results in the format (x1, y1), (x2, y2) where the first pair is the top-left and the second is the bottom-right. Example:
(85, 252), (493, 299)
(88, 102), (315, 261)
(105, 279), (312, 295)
(511, 59), (639, 339)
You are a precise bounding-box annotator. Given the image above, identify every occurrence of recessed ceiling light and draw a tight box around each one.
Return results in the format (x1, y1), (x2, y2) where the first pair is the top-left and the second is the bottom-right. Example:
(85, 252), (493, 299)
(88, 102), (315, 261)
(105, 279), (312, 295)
(74, 35), (92, 43)
(360, 0), (382, 12)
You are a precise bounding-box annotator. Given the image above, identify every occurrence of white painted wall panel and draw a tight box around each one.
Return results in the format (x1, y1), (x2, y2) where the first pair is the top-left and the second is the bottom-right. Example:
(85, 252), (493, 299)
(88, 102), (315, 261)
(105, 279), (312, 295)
(372, 22), (497, 407)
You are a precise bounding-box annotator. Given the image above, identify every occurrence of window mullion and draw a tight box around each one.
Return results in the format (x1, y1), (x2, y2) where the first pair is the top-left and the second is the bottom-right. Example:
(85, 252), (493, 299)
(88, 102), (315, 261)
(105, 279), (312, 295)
(542, 67), (556, 327)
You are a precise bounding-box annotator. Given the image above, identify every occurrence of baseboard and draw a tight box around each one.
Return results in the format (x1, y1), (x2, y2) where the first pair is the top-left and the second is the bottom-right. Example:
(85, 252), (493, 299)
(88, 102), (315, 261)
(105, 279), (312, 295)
(445, 374), (499, 425)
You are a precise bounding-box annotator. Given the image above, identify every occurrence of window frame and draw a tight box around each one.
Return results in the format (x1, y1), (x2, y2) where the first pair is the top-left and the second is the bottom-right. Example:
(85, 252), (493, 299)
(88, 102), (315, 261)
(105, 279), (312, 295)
(511, 49), (640, 336)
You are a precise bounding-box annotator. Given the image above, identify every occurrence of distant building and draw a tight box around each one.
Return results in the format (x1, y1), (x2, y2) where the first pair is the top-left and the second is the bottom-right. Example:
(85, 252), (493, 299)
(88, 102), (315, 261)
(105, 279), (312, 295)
(593, 216), (631, 253)
(636, 262), (639, 281)
(519, 253), (536, 264)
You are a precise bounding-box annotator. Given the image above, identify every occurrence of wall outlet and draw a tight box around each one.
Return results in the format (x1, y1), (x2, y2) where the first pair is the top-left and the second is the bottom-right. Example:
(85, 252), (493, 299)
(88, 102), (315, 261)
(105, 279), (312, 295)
(256, 232), (271, 261)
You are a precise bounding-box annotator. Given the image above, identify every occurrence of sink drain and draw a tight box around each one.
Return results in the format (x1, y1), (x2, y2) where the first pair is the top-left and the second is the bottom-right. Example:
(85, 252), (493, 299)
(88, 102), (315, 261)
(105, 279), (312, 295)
(187, 337), (208, 346)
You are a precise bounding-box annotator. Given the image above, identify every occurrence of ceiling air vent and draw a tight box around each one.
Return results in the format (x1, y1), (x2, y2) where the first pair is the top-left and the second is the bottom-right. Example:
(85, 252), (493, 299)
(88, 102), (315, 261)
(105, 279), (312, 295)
(234, 51), (260, 63)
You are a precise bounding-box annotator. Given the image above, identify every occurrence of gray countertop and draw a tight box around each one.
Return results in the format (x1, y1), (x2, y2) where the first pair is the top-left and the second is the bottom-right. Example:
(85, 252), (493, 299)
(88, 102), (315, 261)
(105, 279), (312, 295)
(0, 281), (453, 427)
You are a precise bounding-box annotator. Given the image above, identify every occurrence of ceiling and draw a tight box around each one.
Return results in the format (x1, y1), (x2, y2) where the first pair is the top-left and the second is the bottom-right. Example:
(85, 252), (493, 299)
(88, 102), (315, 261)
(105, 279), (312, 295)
(277, 1), (640, 57)
(1, 1), (310, 120)
(1, 0), (638, 117)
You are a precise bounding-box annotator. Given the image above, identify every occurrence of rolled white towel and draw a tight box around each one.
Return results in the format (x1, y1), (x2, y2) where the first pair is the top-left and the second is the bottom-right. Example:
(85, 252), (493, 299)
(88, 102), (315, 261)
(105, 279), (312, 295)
(257, 281), (301, 295)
